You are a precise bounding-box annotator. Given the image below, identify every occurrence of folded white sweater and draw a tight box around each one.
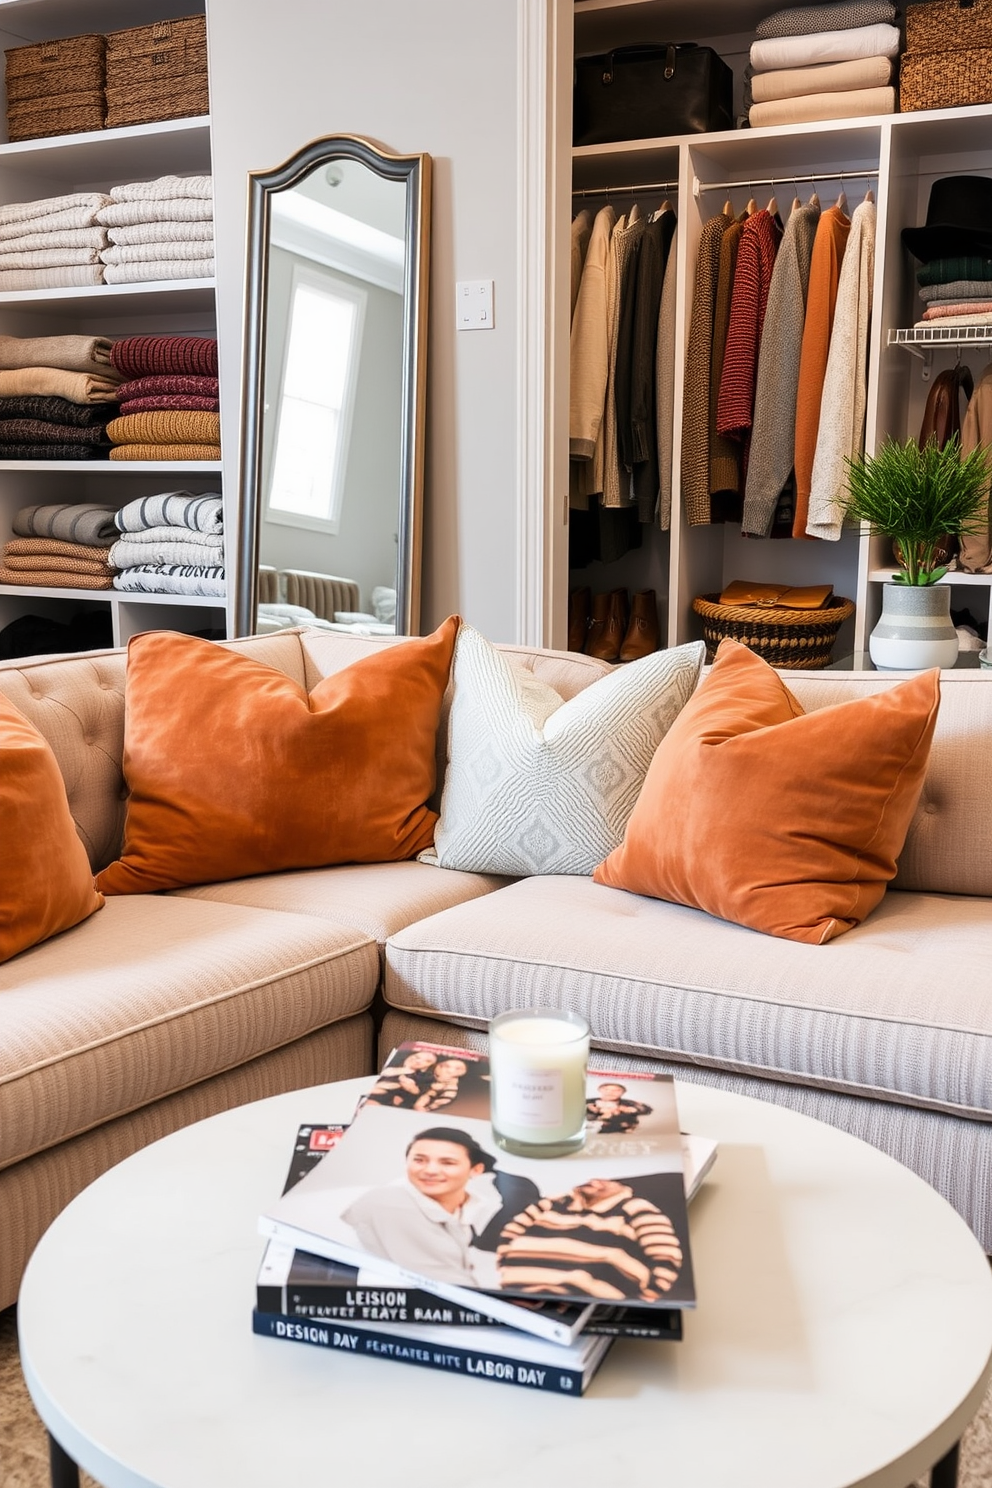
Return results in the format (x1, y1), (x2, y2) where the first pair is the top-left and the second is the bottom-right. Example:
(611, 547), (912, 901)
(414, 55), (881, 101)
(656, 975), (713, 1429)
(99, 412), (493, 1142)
(751, 22), (901, 71)
(101, 240), (215, 266)
(0, 205), (112, 243)
(102, 258), (214, 285)
(0, 264), (105, 291)
(0, 246), (106, 270)
(97, 199), (214, 228)
(109, 175), (213, 203)
(0, 192), (111, 230)
(108, 220), (215, 247)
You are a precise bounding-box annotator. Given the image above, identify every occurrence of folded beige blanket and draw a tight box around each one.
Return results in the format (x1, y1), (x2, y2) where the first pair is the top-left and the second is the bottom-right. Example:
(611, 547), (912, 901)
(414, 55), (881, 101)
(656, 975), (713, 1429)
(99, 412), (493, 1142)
(0, 264), (105, 291)
(0, 563), (113, 589)
(0, 205), (114, 243)
(109, 443), (221, 462)
(101, 240), (215, 266)
(0, 246), (105, 270)
(0, 226), (109, 255)
(103, 259), (214, 285)
(0, 192), (111, 229)
(751, 54), (893, 103)
(97, 200), (214, 228)
(749, 85), (895, 127)
(913, 312), (992, 327)
(109, 175), (213, 203)
(0, 334), (117, 374)
(0, 366), (121, 403)
(108, 220), (214, 247)
(751, 22), (901, 70)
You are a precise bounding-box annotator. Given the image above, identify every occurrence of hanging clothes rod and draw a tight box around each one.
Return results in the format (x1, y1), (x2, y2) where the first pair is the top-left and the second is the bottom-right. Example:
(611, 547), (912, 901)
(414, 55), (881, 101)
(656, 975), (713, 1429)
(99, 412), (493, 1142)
(572, 179), (679, 198)
(693, 168), (879, 198)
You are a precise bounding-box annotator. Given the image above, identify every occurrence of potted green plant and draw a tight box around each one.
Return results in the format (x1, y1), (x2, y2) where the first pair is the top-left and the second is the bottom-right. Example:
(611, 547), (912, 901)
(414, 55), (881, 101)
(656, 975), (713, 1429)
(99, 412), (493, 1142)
(844, 435), (991, 668)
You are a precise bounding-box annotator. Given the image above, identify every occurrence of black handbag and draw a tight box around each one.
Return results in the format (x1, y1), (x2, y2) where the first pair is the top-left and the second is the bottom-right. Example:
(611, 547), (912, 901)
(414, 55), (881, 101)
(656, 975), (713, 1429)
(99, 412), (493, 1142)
(573, 43), (734, 145)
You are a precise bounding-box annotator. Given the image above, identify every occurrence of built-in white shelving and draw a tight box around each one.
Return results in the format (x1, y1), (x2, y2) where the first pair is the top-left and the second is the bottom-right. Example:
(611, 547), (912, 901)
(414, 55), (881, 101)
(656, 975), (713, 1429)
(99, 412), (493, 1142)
(0, 0), (226, 654)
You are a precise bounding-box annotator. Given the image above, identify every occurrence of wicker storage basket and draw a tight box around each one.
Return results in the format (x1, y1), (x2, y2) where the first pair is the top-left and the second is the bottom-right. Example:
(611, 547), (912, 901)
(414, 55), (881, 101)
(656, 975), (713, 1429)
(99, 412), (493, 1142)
(104, 15), (208, 128)
(905, 0), (992, 51)
(899, 47), (992, 110)
(692, 593), (855, 669)
(4, 33), (105, 142)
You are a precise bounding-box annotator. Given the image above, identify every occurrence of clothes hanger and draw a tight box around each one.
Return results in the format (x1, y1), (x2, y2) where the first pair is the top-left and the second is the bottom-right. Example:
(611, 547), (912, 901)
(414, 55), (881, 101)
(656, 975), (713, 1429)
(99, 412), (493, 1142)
(835, 185), (849, 214)
(766, 191), (778, 218)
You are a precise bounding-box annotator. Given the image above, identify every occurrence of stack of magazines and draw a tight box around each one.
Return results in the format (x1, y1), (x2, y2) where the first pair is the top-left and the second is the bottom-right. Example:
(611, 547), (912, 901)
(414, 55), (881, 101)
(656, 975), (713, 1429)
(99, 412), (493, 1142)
(255, 1042), (715, 1396)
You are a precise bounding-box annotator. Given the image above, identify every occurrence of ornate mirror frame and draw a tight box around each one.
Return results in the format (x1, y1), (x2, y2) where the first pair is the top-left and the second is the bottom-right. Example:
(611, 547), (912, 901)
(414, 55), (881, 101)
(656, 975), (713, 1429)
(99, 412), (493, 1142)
(233, 134), (431, 637)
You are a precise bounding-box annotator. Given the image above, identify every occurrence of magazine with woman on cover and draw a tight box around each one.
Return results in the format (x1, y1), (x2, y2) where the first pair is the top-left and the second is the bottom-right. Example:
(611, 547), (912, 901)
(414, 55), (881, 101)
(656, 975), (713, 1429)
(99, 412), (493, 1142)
(259, 1043), (695, 1339)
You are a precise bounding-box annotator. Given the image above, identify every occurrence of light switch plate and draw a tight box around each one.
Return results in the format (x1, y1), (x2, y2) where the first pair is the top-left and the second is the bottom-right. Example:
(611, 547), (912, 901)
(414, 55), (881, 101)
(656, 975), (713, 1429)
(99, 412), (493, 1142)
(456, 279), (494, 330)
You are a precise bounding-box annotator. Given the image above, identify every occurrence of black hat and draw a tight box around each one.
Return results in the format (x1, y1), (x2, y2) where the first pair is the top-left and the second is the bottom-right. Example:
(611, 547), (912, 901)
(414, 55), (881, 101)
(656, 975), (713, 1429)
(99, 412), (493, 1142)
(902, 176), (992, 264)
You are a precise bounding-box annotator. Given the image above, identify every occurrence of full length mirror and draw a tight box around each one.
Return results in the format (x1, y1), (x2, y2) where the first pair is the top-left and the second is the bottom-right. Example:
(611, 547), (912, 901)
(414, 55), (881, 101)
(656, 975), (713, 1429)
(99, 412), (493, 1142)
(235, 135), (431, 638)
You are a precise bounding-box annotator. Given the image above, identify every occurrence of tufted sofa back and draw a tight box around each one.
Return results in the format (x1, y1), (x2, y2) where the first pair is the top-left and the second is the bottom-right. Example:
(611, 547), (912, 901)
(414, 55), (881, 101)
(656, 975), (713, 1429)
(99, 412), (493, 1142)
(1, 629), (989, 895)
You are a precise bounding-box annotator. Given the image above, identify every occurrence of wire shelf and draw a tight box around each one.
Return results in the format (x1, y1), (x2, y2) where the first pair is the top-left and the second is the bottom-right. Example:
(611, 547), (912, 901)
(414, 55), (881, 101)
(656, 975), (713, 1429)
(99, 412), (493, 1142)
(887, 325), (992, 379)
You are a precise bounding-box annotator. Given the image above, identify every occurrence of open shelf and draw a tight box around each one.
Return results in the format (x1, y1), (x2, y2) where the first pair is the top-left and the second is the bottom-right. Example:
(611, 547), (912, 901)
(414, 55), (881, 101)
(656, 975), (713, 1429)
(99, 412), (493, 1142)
(0, 583), (223, 605)
(0, 117), (211, 184)
(0, 0), (203, 42)
(0, 278), (216, 316)
(869, 569), (992, 588)
(0, 460), (222, 472)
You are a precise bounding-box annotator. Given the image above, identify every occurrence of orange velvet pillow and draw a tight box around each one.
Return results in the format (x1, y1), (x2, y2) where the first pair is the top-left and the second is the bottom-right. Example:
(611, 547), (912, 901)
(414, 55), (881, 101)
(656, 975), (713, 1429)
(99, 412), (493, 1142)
(96, 618), (460, 895)
(0, 693), (103, 962)
(594, 639), (940, 944)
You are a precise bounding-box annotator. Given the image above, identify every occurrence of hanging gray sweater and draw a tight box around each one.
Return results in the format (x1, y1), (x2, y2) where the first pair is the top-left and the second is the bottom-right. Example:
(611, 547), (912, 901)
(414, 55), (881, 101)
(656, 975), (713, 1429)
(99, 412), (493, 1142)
(741, 197), (821, 538)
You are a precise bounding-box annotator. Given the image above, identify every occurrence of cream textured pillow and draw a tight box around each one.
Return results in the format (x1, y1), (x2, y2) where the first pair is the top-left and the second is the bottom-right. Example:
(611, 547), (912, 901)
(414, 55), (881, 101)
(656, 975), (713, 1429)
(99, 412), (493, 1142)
(421, 624), (705, 875)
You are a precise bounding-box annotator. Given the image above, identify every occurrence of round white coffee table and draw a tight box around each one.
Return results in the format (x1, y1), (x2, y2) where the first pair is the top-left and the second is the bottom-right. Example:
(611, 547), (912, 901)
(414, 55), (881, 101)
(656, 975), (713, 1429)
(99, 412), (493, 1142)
(18, 1078), (992, 1488)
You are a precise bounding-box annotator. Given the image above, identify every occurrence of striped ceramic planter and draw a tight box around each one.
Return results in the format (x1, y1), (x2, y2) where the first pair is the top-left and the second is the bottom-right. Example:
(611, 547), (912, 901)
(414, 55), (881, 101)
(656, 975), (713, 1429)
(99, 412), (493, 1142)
(869, 582), (959, 670)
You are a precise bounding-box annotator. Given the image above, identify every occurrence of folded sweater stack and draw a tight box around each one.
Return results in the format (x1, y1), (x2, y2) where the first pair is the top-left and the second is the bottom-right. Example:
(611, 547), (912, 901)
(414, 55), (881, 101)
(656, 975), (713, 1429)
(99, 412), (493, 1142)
(0, 191), (111, 291)
(747, 1), (900, 129)
(106, 336), (220, 459)
(1, 502), (118, 589)
(110, 490), (225, 597)
(97, 175), (214, 285)
(0, 334), (121, 456)
(915, 255), (992, 328)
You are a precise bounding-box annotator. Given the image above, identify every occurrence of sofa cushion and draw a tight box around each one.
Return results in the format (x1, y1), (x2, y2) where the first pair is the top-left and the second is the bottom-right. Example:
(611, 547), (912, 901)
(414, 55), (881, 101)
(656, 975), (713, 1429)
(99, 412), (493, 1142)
(96, 618), (459, 895)
(384, 874), (992, 1121)
(0, 894), (378, 1171)
(0, 630), (312, 873)
(786, 669), (992, 899)
(421, 624), (705, 875)
(172, 861), (511, 948)
(0, 693), (104, 964)
(595, 641), (940, 943)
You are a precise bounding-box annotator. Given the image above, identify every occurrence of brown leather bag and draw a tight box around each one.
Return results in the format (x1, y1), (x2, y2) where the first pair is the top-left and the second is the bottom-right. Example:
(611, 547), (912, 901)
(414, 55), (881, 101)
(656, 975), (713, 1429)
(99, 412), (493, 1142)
(919, 364), (974, 448)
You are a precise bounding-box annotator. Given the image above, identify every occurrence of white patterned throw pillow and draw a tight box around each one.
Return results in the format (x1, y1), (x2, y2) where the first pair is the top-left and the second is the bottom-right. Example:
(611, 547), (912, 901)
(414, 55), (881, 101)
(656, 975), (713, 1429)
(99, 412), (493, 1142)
(421, 624), (705, 876)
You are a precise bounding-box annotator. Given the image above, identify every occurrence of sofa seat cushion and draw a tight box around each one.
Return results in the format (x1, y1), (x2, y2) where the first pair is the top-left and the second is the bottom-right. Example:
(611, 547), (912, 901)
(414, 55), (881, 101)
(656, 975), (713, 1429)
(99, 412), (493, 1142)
(171, 861), (511, 948)
(0, 894), (378, 1171)
(385, 875), (992, 1121)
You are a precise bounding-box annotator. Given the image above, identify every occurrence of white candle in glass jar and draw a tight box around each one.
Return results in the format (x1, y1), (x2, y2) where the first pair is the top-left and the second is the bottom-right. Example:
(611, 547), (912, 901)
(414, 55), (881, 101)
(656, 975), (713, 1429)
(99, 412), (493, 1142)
(489, 1008), (590, 1153)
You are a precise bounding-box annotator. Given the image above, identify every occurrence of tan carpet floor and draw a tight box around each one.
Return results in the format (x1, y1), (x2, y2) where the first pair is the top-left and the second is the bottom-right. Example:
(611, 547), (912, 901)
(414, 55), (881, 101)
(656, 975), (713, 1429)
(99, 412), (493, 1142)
(2, 1302), (991, 1487)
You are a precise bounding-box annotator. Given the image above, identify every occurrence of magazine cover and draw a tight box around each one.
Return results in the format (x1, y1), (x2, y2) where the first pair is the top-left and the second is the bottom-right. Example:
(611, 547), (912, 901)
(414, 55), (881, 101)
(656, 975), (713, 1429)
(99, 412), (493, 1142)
(252, 1309), (613, 1396)
(259, 1043), (695, 1336)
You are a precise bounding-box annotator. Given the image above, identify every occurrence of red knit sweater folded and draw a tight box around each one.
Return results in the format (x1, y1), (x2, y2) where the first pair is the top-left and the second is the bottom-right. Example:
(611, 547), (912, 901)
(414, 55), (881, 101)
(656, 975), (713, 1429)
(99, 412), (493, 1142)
(110, 337), (219, 379)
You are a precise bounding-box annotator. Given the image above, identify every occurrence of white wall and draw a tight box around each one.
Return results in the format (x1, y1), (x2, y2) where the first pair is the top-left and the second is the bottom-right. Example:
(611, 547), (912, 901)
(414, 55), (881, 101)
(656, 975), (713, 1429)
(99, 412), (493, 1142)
(207, 0), (522, 639)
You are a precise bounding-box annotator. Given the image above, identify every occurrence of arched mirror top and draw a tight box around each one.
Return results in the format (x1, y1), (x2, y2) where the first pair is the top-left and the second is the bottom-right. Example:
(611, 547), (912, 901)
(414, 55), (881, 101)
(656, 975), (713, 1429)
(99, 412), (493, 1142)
(235, 135), (431, 639)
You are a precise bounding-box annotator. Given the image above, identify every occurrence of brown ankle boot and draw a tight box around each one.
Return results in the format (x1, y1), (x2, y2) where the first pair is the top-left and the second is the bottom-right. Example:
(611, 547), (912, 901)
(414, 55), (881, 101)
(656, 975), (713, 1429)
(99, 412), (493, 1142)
(568, 587), (591, 651)
(585, 589), (628, 663)
(619, 589), (661, 662)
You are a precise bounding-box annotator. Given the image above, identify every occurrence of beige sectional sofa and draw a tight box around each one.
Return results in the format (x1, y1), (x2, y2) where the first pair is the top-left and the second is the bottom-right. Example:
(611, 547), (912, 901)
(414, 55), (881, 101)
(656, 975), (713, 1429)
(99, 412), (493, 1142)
(2, 627), (990, 1312)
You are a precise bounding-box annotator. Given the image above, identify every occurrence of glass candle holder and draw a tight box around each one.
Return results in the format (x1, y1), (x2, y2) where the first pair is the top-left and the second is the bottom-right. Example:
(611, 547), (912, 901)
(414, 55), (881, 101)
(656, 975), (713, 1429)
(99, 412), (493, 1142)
(489, 1007), (590, 1157)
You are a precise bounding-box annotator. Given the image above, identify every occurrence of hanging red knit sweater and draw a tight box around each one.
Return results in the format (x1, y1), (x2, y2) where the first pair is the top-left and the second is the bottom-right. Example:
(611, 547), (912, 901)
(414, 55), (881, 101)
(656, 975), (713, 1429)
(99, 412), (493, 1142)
(716, 209), (783, 457)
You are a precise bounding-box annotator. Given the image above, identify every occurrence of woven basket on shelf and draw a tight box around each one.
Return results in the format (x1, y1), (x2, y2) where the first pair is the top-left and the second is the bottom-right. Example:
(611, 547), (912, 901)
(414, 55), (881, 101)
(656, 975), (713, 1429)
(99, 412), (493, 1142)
(104, 15), (208, 128)
(899, 48), (992, 110)
(4, 32), (105, 142)
(905, 0), (992, 51)
(6, 97), (105, 141)
(692, 593), (855, 669)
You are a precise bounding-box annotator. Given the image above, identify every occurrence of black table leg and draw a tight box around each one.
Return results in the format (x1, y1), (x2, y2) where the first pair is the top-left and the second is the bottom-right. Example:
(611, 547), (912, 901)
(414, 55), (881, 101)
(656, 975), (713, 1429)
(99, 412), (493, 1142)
(931, 1440), (960, 1488)
(48, 1431), (79, 1488)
